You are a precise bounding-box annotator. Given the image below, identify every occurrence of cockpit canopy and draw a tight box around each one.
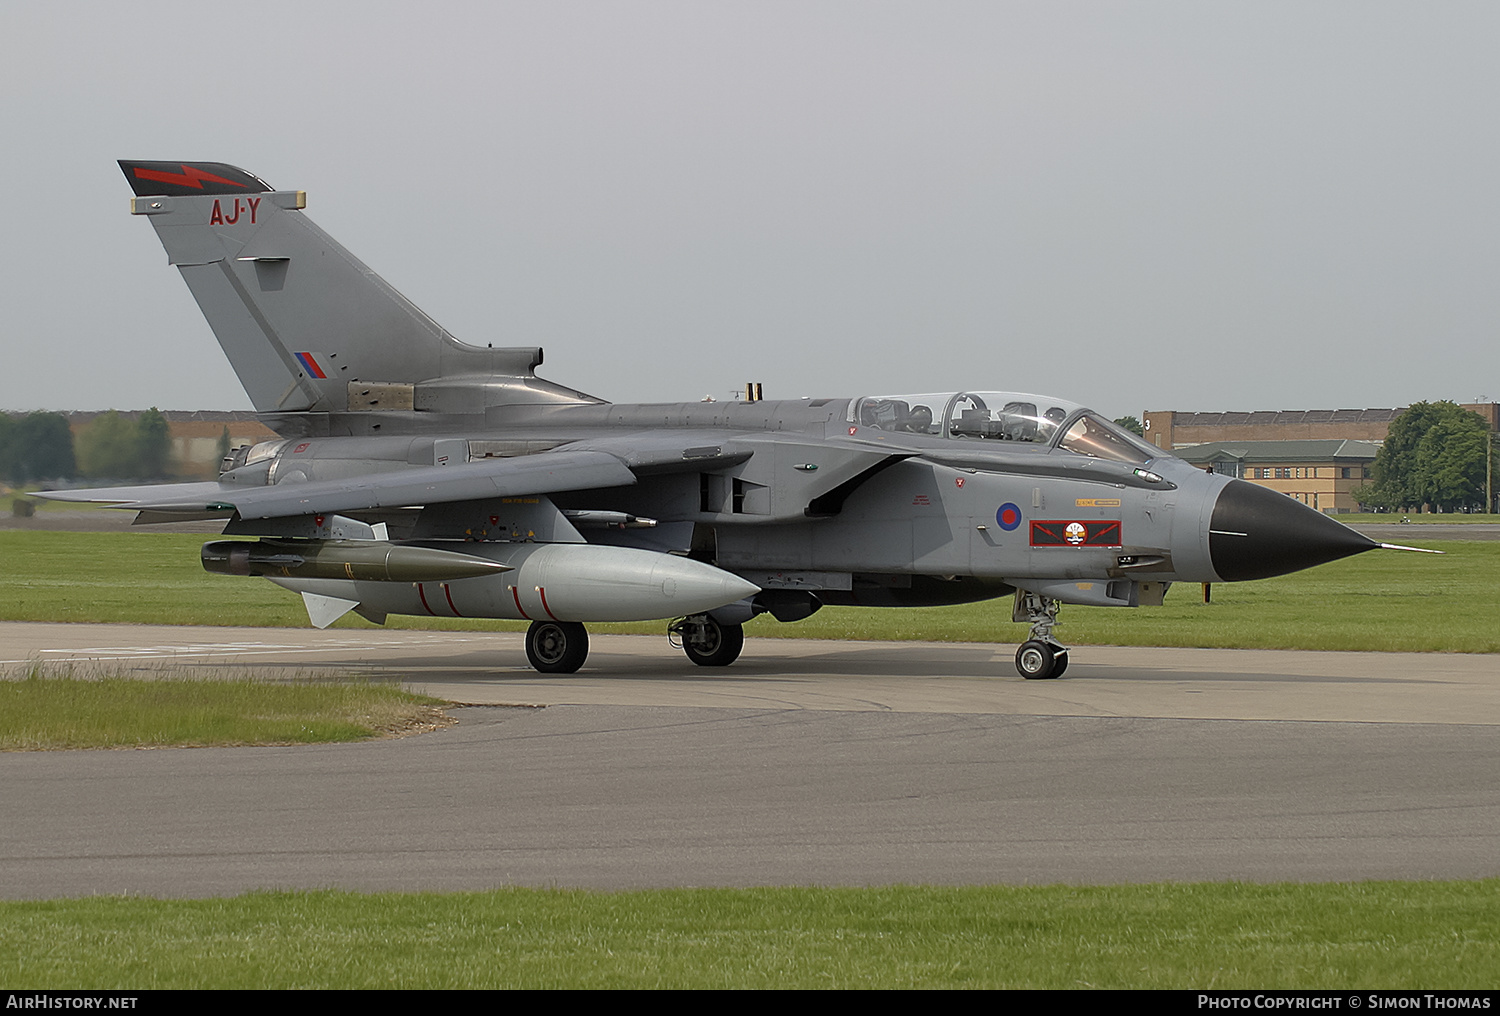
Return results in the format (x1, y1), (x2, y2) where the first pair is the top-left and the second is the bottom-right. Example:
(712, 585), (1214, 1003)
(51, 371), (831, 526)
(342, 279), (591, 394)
(849, 391), (1163, 466)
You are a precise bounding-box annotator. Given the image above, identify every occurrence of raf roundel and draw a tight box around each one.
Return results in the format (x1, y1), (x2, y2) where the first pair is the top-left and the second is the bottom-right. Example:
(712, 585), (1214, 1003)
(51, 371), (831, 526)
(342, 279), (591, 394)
(996, 502), (1022, 531)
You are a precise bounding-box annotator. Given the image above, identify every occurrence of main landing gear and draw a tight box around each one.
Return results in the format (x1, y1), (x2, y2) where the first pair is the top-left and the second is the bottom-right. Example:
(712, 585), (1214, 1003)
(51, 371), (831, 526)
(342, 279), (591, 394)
(1013, 591), (1068, 680)
(524, 620), (589, 674)
(524, 615), (747, 674)
(669, 614), (745, 667)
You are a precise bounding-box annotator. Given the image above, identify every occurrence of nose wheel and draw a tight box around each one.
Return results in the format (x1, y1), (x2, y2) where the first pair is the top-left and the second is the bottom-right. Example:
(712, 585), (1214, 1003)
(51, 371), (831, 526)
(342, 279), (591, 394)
(1015, 640), (1068, 680)
(1013, 590), (1069, 679)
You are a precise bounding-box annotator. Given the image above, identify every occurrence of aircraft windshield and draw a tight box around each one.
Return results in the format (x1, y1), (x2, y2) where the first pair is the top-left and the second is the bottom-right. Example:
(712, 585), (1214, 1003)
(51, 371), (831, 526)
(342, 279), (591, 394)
(1056, 413), (1157, 464)
(244, 439), (288, 465)
(850, 392), (1160, 464)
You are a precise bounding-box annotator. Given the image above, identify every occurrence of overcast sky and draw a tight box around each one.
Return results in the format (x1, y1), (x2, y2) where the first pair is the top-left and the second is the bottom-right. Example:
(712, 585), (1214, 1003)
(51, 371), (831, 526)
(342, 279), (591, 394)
(3, 1), (1497, 422)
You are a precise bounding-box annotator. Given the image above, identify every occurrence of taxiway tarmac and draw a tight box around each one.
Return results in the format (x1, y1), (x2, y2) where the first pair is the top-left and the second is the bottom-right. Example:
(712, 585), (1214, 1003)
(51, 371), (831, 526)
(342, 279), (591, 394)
(3, 621), (1497, 724)
(1, 622), (1497, 897)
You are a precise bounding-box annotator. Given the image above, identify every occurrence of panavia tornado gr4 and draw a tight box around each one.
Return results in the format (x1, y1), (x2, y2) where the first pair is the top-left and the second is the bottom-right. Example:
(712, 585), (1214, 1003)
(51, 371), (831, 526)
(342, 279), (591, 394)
(40, 160), (1414, 679)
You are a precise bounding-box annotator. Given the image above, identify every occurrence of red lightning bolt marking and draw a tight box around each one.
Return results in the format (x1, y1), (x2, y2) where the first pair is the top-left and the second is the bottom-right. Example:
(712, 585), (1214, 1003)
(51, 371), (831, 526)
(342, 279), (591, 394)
(132, 165), (247, 190)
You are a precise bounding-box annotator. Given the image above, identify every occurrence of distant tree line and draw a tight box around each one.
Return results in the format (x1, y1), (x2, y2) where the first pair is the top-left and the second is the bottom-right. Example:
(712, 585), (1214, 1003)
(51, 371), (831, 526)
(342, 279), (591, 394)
(1, 409), (175, 485)
(0, 412), (76, 484)
(74, 409), (172, 479)
(1357, 401), (1495, 513)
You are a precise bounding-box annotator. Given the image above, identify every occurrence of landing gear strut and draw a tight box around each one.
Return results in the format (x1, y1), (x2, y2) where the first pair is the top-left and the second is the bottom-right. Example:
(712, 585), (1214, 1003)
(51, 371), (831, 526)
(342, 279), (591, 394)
(1013, 591), (1068, 679)
(525, 620), (589, 674)
(669, 614), (745, 667)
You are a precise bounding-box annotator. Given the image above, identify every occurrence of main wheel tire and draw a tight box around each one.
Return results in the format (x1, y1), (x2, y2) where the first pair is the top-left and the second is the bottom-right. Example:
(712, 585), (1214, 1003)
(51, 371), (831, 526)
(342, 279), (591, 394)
(1050, 650), (1069, 678)
(683, 619), (744, 667)
(525, 620), (589, 674)
(1015, 640), (1060, 680)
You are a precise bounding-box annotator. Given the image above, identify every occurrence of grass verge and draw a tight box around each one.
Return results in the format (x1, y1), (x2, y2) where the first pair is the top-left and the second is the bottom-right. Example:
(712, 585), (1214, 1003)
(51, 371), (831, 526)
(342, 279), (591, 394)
(1, 881), (1496, 988)
(2, 531), (1493, 652)
(0, 665), (449, 750)
(1340, 513), (1500, 524)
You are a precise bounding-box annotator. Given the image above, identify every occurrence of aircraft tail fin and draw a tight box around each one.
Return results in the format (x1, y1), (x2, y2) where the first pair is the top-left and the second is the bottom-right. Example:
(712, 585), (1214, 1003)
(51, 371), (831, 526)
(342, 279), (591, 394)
(119, 160), (582, 417)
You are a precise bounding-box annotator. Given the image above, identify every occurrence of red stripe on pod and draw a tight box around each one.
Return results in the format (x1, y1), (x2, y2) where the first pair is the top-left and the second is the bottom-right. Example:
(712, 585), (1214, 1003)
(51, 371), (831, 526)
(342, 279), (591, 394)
(510, 585), (532, 620)
(416, 583), (437, 616)
(537, 587), (559, 621)
(442, 583), (463, 617)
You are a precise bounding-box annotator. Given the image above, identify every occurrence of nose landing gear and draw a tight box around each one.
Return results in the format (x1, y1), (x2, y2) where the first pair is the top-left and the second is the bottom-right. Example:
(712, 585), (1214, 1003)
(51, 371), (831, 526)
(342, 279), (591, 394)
(1013, 591), (1068, 679)
(1015, 639), (1068, 679)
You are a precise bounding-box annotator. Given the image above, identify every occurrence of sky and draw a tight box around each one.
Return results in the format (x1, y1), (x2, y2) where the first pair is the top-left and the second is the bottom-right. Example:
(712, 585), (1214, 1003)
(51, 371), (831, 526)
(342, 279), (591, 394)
(2, 1), (1498, 423)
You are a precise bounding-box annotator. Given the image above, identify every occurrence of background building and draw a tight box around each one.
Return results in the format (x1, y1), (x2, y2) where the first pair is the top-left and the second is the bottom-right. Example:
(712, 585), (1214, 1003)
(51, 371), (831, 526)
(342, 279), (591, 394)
(63, 411), (277, 479)
(1142, 403), (1499, 514)
(1144, 403), (1498, 450)
(1141, 408), (1404, 450)
(1172, 439), (1380, 514)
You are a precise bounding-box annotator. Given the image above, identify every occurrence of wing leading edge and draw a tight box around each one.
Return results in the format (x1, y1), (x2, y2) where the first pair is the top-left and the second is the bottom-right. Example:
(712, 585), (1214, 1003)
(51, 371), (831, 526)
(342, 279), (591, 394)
(36, 451), (637, 521)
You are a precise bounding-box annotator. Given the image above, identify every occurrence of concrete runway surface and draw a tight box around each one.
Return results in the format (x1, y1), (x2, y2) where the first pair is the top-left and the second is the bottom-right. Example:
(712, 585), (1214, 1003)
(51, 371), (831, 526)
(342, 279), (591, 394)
(1, 622), (1497, 897)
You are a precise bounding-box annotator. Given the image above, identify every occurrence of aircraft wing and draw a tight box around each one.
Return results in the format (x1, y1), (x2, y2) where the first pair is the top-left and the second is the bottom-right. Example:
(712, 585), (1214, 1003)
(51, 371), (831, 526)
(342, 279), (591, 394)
(36, 451), (637, 521)
(38, 480), (233, 509)
(38, 433), (904, 526)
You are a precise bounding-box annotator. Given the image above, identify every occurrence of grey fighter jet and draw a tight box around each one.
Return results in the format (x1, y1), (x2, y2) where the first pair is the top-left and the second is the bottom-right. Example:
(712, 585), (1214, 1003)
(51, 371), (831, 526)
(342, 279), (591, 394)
(40, 161), (1402, 678)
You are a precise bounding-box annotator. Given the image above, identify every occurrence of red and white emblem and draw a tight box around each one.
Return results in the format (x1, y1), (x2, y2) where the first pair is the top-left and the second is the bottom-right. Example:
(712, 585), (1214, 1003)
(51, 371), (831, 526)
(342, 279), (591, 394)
(955, 477), (966, 488)
(1064, 522), (1087, 545)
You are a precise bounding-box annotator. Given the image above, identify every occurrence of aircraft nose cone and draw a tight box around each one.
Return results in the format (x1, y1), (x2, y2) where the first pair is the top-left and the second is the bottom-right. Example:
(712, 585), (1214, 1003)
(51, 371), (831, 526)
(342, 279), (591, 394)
(1209, 479), (1377, 581)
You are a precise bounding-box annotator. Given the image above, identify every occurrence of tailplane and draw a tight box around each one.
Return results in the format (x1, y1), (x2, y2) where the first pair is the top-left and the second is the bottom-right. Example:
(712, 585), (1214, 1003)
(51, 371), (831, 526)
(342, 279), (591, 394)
(120, 160), (594, 419)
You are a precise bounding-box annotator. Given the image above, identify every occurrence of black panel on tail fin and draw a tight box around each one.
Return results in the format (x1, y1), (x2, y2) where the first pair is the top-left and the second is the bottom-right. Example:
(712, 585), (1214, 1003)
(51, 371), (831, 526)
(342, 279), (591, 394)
(119, 161), (272, 197)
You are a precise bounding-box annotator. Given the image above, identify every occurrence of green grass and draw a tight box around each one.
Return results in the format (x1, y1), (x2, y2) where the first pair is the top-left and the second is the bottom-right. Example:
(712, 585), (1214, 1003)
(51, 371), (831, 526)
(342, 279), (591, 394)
(1340, 513), (1500, 524)
(1, 530), (1493, 652)
(1, 881), (1496, 988)
(0, 667), (448, 750)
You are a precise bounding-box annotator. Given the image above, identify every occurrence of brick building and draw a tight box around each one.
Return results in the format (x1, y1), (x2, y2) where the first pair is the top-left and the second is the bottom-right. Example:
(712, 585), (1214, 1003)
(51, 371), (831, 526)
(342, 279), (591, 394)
(1173, 439), (1381, 514)
(1142, 402), (1499, 514)
(1141, 408), (1403, 450)
(1143, 403), (1499, 451)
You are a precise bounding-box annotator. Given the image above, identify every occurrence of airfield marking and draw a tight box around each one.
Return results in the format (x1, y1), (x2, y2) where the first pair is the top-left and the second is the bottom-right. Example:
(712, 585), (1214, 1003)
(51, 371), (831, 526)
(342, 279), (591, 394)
(0, 632), (496, 666)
